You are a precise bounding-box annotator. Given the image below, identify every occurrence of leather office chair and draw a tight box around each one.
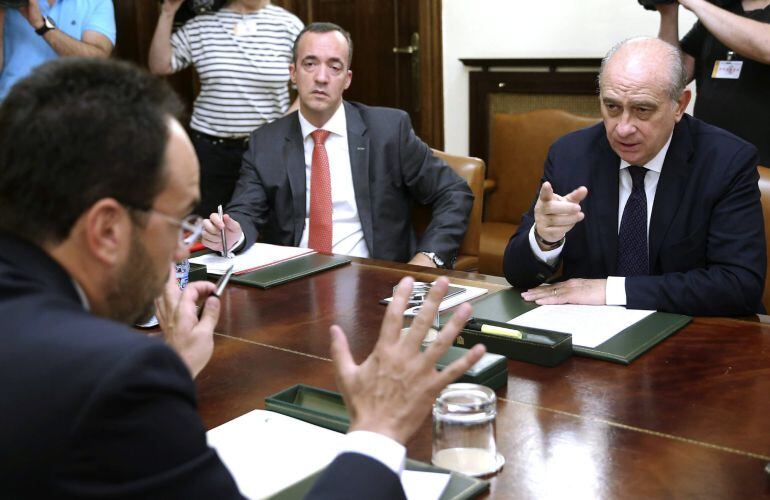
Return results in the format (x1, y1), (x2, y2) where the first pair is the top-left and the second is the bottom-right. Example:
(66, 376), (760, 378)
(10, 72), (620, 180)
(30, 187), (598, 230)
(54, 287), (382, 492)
(757, 165), (770, 312)
(412, 150), (485, 271)
(480, 109), (600, 275)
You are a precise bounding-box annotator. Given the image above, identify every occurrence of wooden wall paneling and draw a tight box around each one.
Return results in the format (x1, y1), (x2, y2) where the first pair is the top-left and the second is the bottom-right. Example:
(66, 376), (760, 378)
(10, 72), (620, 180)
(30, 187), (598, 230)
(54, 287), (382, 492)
(462, 58), (600, 162)
(418, 0), (443, 149)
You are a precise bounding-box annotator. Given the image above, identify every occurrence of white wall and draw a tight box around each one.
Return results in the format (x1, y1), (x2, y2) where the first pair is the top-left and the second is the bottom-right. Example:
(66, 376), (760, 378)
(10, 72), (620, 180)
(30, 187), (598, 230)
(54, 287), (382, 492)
(442, 0), (697, 155)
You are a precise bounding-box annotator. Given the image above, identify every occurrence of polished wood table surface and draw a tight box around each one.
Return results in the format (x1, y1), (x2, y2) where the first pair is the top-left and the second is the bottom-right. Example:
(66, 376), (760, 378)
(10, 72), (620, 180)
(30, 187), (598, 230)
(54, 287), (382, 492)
(195, 257), (770, 499)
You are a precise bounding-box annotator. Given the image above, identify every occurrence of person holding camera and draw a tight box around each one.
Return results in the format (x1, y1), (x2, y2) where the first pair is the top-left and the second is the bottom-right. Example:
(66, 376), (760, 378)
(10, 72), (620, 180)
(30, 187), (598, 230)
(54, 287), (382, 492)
(0, 0), (115, 99)
(656, 0), (770, 165)
(150, 0), (303, 218)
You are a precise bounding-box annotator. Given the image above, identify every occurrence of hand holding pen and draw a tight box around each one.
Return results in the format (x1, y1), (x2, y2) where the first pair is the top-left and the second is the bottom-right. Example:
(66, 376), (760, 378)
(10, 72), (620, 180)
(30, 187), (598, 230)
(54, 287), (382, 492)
(155, 264), (222, 378)
(201, 207), (243, 256)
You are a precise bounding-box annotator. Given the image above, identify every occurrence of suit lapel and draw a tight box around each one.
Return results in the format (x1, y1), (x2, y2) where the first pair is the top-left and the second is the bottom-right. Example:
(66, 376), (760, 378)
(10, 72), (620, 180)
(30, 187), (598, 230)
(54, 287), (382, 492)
(590, 136), (621, 276)
(344, 102), (374, 254)
(284, 117), (307, 245)
(649, 117), (694, 269)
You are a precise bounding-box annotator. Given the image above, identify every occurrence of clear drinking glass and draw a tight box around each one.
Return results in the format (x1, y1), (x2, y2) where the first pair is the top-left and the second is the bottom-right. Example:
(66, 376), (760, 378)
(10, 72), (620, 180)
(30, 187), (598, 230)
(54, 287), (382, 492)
(431, 383), (504, 476)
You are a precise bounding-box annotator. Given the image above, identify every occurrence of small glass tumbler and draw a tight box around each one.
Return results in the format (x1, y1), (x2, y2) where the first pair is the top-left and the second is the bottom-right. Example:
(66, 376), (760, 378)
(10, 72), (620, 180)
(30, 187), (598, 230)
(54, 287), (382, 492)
(431, 383), (505, 476)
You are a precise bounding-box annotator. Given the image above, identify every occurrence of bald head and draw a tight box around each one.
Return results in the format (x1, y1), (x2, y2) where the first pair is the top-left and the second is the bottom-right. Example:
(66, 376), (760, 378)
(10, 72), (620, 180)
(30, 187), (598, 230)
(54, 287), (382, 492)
(597, 37), (691, 166)
(600, 37), (688, 103)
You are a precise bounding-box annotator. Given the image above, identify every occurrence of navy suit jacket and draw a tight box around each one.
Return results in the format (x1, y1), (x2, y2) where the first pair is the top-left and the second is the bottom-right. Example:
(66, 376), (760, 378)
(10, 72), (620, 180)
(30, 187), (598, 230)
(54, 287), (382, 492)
(503, 115), (766, 316)
(0, 234), (404, 499)
(227, 101), (473, 267)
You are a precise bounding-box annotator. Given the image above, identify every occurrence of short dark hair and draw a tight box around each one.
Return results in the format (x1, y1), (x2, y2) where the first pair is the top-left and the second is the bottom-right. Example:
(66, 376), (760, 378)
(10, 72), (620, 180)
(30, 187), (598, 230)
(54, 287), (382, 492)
(292, 22), (353, 68)
(0, 58), (185, 245)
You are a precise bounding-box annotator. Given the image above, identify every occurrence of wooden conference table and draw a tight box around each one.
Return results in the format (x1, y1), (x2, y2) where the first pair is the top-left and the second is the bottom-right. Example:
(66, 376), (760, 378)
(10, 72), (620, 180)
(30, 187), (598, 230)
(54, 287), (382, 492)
(195, 257), (770, 499)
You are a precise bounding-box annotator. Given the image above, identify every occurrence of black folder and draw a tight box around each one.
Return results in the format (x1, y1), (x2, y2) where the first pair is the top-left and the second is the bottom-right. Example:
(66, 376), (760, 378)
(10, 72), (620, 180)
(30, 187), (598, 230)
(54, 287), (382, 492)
(267, 458), (489, 500)
(453, 288), (691, 365)
(230, 253), (351, 289)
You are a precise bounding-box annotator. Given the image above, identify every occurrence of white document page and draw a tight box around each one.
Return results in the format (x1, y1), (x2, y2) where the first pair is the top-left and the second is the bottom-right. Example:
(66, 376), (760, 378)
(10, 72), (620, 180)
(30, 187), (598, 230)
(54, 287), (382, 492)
(190, 243), (314, 275)
(507, 305), (655, 348)
(383, 283), (488, 316)
(207, 409), (450, 500)
(207, 409), (343, 498)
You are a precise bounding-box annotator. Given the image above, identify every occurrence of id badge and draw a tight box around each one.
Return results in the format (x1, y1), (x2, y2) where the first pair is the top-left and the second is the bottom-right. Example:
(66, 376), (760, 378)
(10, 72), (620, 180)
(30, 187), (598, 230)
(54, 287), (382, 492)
(234, 20), (259, 36)
(712, 60), (743, 79)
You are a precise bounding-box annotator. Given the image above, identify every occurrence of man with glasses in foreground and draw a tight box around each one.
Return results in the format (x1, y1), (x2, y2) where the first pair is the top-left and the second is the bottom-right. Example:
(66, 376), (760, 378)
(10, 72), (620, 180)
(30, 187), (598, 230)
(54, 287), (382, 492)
(0, 57), (484, 497)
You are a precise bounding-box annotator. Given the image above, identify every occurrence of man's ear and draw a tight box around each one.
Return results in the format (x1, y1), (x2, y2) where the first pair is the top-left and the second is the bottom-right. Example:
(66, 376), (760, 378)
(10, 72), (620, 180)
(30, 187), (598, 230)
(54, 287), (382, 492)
(289, 63), (297, 85)
(344, 69), (352, 90)
(674, 88), (692, 122)
(81, 198), (132, 267)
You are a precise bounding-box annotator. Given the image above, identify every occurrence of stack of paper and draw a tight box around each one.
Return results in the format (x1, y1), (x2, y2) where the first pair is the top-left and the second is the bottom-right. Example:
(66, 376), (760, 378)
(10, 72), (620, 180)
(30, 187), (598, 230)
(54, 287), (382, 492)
(190, 243), (314, 275)
(207, 409), (451, 499)
(508, 305), (655, 348)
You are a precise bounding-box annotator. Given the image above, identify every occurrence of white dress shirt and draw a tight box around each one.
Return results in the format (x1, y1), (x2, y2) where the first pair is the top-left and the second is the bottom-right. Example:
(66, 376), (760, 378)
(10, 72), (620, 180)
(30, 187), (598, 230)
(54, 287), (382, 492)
(529, 133), (673, 305)
(297, 106), (370, 258)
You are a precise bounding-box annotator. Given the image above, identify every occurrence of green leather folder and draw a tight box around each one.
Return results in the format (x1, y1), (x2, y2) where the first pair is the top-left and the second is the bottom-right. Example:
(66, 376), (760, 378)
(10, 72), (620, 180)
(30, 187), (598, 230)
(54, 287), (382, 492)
(434, 346), (508, 390)
(267, 458), (488, 500)
(265, 385), (489, 500)
(230, 254), (352, 289)
(451, 288), (691, 365)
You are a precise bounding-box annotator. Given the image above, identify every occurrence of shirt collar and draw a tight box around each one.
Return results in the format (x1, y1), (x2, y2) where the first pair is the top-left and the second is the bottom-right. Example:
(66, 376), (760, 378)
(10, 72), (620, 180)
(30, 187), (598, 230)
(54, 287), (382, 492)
(70, 278), (91, 311)
(619, 131), (673, 174)
(298, 103), (347, 140)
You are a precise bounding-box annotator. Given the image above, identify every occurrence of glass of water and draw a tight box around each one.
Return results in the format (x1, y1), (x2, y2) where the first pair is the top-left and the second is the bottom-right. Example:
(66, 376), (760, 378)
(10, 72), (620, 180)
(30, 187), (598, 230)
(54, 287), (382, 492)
(431, 383), (504, 476)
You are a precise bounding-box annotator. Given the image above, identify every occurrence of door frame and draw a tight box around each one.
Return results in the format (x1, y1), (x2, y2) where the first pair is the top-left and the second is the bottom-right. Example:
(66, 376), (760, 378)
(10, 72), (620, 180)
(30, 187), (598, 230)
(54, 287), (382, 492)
(418, 0), (444, 149)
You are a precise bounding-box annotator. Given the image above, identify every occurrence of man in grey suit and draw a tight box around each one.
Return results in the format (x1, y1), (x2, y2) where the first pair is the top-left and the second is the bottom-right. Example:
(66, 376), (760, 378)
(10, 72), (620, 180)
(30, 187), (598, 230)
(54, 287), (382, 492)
(202, 22), (473, 269)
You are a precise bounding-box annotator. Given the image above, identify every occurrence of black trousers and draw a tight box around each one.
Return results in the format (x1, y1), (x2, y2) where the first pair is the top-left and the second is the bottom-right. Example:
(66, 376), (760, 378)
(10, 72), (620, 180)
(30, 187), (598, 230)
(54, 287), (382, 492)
(191, 131), (249, 218)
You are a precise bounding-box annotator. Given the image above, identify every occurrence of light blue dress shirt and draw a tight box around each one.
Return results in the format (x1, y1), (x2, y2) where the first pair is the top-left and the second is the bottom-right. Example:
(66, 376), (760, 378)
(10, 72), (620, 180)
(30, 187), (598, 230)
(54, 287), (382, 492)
(0, 0), (116, 98)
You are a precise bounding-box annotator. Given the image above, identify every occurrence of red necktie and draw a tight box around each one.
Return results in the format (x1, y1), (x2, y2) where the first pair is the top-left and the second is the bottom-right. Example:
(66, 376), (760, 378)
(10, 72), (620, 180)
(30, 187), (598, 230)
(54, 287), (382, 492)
(308, 129), (333, 253)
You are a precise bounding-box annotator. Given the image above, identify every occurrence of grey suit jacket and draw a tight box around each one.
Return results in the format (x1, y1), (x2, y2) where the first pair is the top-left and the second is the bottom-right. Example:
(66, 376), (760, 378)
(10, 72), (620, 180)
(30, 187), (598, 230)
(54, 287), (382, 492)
(226, 101), (473, 267)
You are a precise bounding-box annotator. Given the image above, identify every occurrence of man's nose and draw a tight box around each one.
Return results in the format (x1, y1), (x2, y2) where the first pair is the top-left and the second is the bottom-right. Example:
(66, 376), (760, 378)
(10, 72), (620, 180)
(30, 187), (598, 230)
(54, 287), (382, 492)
(615, 113), (637, 137)
(314, 65), (330, 83)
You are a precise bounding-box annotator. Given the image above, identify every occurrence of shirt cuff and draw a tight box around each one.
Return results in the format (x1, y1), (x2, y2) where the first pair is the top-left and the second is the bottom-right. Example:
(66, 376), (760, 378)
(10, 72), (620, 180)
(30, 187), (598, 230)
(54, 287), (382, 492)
(338, 431), (406, 477)
(232, 232), (246, 254)
(605, 276), (627, 306)
(528, 225), (564, 266)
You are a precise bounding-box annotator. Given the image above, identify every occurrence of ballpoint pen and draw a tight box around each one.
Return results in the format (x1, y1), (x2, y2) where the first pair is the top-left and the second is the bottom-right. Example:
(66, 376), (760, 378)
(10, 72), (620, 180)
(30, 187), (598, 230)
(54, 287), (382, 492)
(198, 265), (234, 319)
(217, 204), (228, 258)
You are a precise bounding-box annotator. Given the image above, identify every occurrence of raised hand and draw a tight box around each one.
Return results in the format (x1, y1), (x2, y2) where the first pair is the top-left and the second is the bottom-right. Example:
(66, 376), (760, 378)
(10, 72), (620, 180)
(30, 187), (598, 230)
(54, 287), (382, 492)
(330, 276), (486, 444)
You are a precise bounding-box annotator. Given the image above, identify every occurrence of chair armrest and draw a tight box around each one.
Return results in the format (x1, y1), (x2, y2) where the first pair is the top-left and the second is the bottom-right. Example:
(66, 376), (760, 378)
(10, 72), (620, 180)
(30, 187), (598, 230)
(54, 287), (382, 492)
(483, 178), (497, 194)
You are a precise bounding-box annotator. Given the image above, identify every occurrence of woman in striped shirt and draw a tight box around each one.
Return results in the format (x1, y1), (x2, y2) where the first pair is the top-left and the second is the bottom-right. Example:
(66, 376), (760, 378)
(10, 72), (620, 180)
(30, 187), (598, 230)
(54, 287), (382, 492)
(150, 0), (303, 217)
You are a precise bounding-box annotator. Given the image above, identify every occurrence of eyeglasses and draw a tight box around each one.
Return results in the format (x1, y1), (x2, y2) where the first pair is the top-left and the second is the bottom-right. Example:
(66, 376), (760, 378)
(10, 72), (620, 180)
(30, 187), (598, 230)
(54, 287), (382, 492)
(124, 204), (204, 248)
(153, 212), (204, 248)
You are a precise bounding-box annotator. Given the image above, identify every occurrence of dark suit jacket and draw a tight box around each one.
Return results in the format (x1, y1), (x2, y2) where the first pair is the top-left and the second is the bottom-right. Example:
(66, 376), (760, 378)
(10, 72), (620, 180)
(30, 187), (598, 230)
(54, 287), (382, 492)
(0, 234), (404, 498)
(503, 115), (766, 316)
(227, 101), (473, 267)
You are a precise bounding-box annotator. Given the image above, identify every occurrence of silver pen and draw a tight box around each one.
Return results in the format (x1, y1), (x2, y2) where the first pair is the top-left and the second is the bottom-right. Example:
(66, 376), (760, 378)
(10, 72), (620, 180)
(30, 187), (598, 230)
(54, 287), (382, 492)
(197, 265), (234, 319)
(217, 204), (228, 258)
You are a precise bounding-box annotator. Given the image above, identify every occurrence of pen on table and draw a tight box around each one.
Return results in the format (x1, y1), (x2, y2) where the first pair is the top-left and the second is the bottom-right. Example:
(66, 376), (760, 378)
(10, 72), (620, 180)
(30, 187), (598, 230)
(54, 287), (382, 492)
(217, 204), (228, 258)
(465, 318), (524, 339)
(197, 265), (234, 319)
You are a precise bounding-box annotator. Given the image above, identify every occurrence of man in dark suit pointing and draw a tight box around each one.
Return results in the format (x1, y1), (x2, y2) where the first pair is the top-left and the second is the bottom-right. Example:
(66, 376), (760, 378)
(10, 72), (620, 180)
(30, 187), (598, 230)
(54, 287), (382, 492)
(503, 37), (765, 316)
(202, 22), (473, 269)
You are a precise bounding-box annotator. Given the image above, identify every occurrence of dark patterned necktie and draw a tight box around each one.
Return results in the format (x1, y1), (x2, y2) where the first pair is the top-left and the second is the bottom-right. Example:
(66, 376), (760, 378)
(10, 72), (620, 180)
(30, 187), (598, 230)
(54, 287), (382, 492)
(617, 165), (649, 277)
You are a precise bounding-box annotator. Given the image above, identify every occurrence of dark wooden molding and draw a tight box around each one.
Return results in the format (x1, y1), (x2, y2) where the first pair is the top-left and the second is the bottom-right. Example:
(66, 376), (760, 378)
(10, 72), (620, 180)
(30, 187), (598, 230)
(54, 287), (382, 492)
(418, 0), (444, 149)
(463, 58), (601, 162)
(461, 57), (601, 71)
